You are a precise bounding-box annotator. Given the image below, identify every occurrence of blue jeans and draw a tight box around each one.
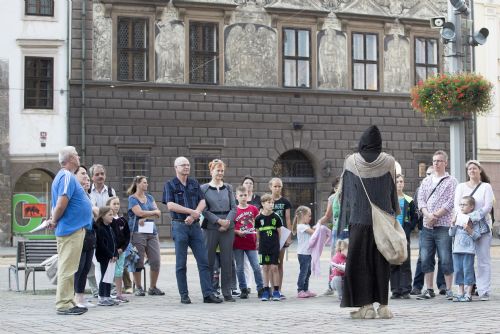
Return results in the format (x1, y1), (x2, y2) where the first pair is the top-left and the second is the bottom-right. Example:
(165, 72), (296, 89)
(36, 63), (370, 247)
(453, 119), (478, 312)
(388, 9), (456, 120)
(297, 254), (312, 292)
(234, 249), (263, 290)
(420, 227), (453, 275)
(453, 253), (475, 286)
(413, 231), (446, 290)
(172, 221), (213, 298)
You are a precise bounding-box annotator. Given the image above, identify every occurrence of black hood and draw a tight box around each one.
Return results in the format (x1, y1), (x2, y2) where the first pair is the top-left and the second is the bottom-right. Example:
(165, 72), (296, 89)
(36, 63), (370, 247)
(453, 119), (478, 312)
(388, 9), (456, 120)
(357, 125), (382, 163)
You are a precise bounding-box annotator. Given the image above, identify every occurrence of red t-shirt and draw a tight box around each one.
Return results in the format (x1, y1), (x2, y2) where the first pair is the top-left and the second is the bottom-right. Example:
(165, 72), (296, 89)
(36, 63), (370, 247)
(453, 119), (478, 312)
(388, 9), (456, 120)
(233, 205), (260, 250)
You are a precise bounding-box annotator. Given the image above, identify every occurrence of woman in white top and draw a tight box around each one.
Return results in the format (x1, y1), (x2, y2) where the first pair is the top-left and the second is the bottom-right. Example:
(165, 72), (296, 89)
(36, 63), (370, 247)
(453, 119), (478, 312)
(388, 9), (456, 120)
(453, 160), (494, 301)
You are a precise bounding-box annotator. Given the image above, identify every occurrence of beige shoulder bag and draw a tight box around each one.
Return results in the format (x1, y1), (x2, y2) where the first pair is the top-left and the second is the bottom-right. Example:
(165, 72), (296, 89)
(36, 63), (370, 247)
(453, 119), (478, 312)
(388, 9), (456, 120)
(353, 159), (407, 265)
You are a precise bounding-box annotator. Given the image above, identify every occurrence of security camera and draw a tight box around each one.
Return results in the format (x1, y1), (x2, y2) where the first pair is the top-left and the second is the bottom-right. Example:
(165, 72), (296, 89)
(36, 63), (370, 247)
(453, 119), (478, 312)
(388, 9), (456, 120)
(430, 16), (446, 29)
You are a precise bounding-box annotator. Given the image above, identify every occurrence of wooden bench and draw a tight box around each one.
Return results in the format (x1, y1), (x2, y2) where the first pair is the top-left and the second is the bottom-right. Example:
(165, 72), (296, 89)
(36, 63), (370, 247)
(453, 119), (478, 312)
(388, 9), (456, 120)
(8, 240), (58, 294)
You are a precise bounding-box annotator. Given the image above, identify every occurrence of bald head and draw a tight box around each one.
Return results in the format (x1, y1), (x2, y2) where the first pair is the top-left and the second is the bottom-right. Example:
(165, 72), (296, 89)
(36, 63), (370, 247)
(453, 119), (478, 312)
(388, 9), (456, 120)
(174, 156), (191, 178)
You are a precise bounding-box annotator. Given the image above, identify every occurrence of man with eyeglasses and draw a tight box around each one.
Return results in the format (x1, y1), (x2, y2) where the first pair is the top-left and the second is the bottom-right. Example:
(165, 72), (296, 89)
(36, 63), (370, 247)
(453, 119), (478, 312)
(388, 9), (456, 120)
(162, 156), (223, 304)
(410, 166), (446, 296)
(416, 151), (457, 301)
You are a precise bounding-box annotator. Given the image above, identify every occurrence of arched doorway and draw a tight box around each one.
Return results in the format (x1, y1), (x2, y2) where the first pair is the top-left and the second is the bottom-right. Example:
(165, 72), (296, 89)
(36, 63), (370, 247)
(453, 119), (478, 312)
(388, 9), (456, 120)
(12, 169), (54, 239)
(272, 150), (316, 222)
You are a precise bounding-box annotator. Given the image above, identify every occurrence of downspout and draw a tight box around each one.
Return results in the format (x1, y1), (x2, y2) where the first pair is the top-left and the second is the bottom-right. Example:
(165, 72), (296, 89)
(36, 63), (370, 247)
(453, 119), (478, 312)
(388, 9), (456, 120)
(81, 0), (87, 163)
(66, 0), (72, 147)
(471, 0), (478, 160)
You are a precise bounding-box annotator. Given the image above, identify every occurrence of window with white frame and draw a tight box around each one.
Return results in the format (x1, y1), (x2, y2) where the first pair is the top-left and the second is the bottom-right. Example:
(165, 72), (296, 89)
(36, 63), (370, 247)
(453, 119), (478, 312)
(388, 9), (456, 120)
(352, 32), (378, 91)
(283, 28), (311, 88)
(415, 37), (438, 83)
(25, 0), (54, 16)
(24, 57), (53, 109)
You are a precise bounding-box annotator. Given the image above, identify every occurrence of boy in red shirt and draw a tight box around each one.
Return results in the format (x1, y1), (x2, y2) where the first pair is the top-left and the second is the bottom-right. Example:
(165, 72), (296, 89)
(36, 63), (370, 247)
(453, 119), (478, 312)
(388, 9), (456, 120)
(233, 186), (264, 299)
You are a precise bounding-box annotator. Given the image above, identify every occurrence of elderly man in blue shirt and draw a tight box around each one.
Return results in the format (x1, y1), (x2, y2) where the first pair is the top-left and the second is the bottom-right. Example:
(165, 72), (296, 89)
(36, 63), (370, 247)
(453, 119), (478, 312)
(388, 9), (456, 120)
(48, 146), (93, 315)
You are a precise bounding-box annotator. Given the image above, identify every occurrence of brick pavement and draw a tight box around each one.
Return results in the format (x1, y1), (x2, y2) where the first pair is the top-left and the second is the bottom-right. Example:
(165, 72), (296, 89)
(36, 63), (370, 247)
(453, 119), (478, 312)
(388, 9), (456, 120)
(1, 248), (500, 333)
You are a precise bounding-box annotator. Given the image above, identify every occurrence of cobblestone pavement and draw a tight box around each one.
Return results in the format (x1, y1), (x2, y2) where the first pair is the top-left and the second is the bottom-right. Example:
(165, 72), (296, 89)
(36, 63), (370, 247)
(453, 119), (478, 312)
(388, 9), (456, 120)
(1, 248), (500, 334)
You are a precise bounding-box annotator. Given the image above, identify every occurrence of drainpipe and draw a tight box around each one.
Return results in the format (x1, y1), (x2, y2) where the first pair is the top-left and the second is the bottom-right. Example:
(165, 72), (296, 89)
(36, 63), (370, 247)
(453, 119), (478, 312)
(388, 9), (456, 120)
(66, 0), (72, 147)
(471, 0), (478, 160)
(81, 0), (87, 163)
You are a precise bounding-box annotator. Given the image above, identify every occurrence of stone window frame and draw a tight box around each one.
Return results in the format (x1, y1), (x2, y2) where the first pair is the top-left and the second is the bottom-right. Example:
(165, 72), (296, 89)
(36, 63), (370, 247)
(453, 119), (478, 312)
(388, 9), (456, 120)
(276, 20), (319, 89)
(282, 27), (312, 88)
(414, 36), (439, 84)
(344, 21), (385, 92)
(408, 26), (442, 85)
(17, 39), (64, 114)
(351, 31), (379, 91)
(25, 0), (54, 17)
(183, 14), (225, 86)
(188, 20), (220, 85)
(24, 56), (54, 109)
(116, 16), (149, 81)
(193, 155), (218, 185)
(110, 8), (156, 82)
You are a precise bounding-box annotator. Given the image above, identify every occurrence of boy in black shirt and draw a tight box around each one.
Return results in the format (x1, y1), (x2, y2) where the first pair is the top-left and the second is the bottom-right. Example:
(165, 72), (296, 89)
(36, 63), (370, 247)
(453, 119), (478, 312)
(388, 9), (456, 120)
(255, 193), (282, 301)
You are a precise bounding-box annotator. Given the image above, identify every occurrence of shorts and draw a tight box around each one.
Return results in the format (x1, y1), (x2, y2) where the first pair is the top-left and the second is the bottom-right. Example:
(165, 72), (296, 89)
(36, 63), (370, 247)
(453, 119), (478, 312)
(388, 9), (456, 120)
(259, 253), (279, 265)
(114, 252), (126, 278)
(131, 232), (161, 272)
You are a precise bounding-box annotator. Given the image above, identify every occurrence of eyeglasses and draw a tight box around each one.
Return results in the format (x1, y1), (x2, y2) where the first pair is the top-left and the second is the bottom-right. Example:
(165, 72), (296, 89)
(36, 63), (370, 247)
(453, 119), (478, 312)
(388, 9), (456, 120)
(176, 164), (190, 167)
(432, 160), (445, 163)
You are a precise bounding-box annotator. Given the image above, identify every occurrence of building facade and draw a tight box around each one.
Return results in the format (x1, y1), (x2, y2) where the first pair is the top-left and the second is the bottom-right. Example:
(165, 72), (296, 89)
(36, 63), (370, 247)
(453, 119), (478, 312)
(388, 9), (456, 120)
(63, 0), (475, 239)
(0, 0), (70, 245)
(474, 0), (500, 219)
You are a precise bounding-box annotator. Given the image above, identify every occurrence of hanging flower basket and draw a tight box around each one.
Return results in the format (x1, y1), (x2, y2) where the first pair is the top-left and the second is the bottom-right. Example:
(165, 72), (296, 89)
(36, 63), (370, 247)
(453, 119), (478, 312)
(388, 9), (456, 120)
(410, 73), (494, 121)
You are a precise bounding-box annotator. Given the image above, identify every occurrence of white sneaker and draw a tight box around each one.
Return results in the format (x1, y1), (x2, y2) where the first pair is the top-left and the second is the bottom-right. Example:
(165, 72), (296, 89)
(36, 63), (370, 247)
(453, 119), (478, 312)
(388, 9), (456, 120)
(480, 293), (490, 301)
(82, 301), (96, 308)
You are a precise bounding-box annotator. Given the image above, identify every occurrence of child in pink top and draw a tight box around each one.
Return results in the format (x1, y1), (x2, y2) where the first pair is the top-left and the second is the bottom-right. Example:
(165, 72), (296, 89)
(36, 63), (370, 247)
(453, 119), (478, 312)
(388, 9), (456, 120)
(329, 239), (348, 301)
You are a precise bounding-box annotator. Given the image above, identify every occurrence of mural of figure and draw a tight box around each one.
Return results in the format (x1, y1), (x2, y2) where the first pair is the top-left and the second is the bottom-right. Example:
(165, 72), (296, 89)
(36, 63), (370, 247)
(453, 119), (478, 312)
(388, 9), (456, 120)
(155, 21), (184, 83)
(318, 28), (348, 90)
(383, 33), (410, 93)
(225, 23), (277, 87)
(92, 2), (112, 80)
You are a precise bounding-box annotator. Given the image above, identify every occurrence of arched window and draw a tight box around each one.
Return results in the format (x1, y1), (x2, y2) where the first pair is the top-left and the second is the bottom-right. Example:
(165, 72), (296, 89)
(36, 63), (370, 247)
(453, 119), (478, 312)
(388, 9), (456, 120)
(272, 150), (316, 221)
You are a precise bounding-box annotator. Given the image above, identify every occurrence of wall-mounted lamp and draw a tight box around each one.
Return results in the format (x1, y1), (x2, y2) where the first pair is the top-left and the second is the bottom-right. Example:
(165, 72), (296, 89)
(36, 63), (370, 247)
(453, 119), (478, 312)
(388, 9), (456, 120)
(293, 122), (304, 130)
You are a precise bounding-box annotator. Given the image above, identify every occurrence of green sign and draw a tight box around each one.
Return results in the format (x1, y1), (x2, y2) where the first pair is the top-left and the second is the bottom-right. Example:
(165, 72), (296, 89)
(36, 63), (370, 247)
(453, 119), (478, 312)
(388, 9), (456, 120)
(12, 193), (54, 239)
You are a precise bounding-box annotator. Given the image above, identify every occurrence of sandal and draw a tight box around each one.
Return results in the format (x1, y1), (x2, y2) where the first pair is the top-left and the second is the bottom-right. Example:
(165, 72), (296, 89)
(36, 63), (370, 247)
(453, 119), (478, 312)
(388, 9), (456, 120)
(377, 305), (393, 319)
(350, 304), (376, 319)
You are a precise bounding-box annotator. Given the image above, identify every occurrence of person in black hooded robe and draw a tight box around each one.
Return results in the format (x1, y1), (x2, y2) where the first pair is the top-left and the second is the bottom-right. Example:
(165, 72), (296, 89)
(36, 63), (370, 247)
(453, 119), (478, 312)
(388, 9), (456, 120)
(338, 125), (399, 319)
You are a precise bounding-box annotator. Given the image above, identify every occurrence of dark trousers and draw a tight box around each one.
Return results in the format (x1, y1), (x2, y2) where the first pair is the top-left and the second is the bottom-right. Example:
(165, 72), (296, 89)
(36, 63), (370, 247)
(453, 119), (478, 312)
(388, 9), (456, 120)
(74, 247), (93, 294)
(413, 232), (446, 290)
(390, 241), (412, 295)
(98, 260), (111, 298)
(204, 228), (235, 298)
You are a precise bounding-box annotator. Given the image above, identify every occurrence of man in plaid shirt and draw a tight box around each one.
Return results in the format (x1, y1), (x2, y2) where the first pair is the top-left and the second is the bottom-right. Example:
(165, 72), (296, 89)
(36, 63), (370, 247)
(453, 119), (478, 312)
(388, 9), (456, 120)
(416, 150), (457, 301)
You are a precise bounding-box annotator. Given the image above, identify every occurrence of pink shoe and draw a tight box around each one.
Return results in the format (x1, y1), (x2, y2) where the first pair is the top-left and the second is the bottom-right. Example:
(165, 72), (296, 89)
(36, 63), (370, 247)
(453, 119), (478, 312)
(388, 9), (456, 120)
(297, 291), (309, 298)
(305, 291), (317, 297)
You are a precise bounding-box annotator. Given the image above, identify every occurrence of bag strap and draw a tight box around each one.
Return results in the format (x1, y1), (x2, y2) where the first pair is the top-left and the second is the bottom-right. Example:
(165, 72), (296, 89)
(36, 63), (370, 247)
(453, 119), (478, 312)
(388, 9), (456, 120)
(469, 182), (482, 197)
(426, 176), (448, 202)
(353, 155), (373, 205)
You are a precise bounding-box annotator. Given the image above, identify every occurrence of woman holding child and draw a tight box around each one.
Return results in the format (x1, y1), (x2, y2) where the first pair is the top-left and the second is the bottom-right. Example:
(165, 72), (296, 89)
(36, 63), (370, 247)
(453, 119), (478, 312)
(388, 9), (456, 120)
(453, 160), (494, 301)
(201, 159), (237, 302)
